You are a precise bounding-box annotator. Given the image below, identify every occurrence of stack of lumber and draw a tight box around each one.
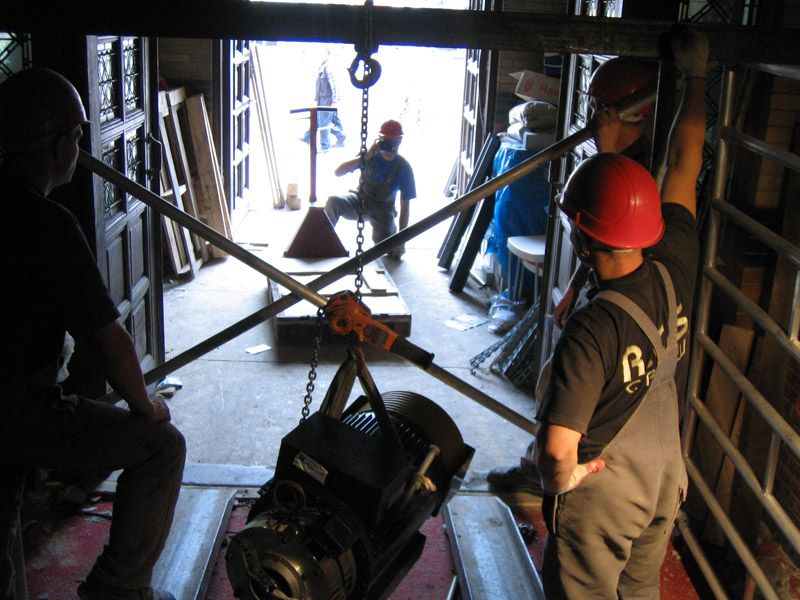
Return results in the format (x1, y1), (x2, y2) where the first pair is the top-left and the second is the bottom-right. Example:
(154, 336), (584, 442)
(250, 43), (284, 209)
(158, 87), (233, 277)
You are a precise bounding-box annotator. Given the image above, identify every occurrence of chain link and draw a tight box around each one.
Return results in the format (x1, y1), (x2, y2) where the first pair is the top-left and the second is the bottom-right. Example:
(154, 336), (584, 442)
(301, 306), (324, 422)
(354, 83), (370, 302)
(353, 0), (375, 302)
(302, 0), (377, 418)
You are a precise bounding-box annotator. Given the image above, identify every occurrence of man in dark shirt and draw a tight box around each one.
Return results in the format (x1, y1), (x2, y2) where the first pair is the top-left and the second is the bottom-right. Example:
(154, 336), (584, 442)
(487, 56), (661, 495)
(0, 68), (185, 600)
(535, 29), (708, 597)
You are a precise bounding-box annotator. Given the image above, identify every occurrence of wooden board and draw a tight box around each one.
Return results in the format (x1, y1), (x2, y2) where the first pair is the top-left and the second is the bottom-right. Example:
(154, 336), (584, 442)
(185, 94), (233, 258)
(266, 258), (412, 342)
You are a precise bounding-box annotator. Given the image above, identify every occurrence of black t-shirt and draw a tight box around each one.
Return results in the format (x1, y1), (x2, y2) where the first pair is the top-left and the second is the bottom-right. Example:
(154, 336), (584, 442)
(0, 169), (120, 385)
(536, 203), (698, 462)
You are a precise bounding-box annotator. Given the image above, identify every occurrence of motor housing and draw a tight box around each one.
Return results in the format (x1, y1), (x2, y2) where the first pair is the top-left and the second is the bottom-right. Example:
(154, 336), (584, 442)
(226, 390), (474, 600)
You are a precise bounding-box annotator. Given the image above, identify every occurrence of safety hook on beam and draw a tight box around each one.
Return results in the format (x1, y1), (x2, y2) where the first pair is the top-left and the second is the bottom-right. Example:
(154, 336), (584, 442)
(348, 0), (381, 89)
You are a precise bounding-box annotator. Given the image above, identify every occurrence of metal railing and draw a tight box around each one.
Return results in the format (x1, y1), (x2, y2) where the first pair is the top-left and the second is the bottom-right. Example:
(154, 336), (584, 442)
(680, 65), (800, 600)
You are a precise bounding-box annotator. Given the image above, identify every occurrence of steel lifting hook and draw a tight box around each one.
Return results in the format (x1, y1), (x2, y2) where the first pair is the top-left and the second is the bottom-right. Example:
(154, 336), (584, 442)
(348, 52), (381, 89)
(349, 0), (381, 89)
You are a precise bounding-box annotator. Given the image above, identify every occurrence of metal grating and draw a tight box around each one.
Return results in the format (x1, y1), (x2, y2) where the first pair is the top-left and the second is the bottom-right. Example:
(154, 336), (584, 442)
(0, 32), (31, 81)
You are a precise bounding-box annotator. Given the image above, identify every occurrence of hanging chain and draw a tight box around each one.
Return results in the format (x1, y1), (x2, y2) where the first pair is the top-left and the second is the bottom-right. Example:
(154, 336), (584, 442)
(302, 0), (379, 418)
(354, 88), (370, 301)
(301, 306), (325, 422)
(352, 0), (377, 303)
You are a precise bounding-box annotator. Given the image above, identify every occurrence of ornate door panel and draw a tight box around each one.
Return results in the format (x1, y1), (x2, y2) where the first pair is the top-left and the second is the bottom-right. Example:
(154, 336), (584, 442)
(223, 39), (253, 228)
(90, 35), (161, 375)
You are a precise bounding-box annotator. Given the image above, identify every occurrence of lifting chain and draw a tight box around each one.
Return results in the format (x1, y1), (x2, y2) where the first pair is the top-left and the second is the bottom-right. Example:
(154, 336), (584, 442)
(301, 0), (380, 420)
(301, 306), (324, 422)
(351, 0), (380, 303)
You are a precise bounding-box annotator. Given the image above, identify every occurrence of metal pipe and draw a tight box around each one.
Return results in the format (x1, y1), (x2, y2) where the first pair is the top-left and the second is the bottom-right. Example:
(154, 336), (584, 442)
(3, 2), (798, 64)
(684, 457), (780, 600)
(445, 575), (459, 600)
(712, 197), (800, 268)
(81, 152), (540, 433)
(704, 266), (800, 365)
(689, 391), (800, 559)
(721, 126), (800, 174)
(78, 151), (327, 308)
(683, 68), (735, 454)
(697, 332), (800, 465)
(426, 364), (537, 435)
(82, 93), (653, 431)
(674, 511), (729, 600)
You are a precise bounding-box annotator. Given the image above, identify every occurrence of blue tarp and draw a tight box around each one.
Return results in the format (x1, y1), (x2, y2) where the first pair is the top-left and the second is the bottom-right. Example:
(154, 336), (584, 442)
(486, 140), (551, 272)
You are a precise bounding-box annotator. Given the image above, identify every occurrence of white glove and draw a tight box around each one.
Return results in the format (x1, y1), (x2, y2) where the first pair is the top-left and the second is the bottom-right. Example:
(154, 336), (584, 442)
(550, 458), (606, 495)
(671, 27), (709, 79)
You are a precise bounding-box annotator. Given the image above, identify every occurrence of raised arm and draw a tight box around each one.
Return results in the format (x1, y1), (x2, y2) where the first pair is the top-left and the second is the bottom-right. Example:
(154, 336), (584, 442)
(334, 142), (379, 177)
(660, 28), (709, 218)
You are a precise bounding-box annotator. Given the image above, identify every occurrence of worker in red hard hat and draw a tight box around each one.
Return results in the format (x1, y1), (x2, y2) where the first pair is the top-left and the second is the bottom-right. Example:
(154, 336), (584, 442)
(487, 56), (663, 497)
(325, 119), (416, 260)
(0, 68), (185, 600)
(549, 56), (661, 327)
(529, 29), (708, 598)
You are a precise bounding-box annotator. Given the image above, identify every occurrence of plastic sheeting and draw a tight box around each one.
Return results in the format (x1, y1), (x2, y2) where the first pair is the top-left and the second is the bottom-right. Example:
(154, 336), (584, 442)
(486, 139), (551, 273)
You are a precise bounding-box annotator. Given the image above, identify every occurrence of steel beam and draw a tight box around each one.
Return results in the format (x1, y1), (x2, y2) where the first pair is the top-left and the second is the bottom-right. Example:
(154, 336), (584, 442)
(0, 1), (798, 64)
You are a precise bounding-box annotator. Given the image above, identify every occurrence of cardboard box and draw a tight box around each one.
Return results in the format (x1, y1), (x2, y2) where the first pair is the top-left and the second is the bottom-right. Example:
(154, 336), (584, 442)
(510, 70), (560, 106)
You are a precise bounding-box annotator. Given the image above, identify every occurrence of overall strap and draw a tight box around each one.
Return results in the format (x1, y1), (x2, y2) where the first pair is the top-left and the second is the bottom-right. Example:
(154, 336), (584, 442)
(596, 261), (678, 371)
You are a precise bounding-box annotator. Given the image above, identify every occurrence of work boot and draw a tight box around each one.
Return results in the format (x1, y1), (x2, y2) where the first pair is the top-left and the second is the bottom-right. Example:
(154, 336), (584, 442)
(78, 579), (176, 600)
(487, 463), (543, 496)
(386, 244), (405, 261)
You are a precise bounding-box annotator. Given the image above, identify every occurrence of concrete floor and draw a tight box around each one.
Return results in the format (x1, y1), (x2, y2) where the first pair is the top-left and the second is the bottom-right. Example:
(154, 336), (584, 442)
(162, 193), (535, 483)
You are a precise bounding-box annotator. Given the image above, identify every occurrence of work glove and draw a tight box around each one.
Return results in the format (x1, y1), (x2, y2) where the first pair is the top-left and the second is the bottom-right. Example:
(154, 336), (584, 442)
(671, 26), (709, 79)
(544, 457), (606, 495)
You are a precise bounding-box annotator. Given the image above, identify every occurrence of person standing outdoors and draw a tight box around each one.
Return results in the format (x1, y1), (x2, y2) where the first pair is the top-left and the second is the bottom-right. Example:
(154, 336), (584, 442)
(535, 28), (708, 597)
(0, 67), (185, 600)
(324, 119), (415, 260)
(302, 47), (346, 151)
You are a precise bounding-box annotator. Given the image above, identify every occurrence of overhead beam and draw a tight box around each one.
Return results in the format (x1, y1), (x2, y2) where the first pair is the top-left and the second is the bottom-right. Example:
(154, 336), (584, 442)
(0, 1), (798, 65)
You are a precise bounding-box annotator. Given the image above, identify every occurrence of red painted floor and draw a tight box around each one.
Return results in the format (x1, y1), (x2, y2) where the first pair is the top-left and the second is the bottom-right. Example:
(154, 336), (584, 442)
(23, 495), (704, 599)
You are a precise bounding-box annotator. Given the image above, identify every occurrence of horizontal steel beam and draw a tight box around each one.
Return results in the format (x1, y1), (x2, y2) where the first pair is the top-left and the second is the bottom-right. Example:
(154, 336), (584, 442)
(1, 1), (798, 64)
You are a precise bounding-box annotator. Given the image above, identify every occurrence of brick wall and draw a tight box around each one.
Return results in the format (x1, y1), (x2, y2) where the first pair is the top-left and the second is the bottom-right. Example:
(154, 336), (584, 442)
(158, 38), (217, 125)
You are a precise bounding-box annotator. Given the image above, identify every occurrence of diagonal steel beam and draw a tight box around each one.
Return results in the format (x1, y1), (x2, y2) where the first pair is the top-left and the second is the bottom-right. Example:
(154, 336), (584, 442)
(78, 89), (653, 434)
(1, 1), (798, 64)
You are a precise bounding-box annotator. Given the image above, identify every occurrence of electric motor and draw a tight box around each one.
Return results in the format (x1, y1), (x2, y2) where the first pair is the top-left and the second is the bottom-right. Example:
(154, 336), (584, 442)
(225, 391), (473, 600)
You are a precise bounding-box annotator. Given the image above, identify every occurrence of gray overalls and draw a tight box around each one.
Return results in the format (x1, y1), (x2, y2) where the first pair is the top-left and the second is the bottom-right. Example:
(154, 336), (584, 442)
(542, 262), (688, 599)
(325, 160), (401, 243)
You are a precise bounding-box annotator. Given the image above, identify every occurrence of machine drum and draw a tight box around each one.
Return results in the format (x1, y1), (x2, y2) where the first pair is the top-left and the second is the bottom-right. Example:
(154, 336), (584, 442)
(226, 390), (474, 600)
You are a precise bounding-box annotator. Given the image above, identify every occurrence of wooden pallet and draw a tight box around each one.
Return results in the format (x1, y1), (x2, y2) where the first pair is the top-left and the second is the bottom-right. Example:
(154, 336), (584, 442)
(266, 257), (412, 343)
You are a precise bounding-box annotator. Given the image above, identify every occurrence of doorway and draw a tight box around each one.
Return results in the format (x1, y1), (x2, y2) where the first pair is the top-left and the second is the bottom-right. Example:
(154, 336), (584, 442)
(243, 39), (468, 247)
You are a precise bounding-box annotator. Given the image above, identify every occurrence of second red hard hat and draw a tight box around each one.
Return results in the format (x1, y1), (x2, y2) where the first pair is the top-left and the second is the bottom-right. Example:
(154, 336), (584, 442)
(588, 58), (658, 115)
(559, 153), (664, 249)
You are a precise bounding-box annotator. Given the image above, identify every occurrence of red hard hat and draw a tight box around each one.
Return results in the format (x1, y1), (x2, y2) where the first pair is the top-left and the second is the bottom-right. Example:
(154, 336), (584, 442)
(559, 153), (664, 249)
(587, 58), (657, 115)
(0, 67), (88, 152)
(379, 119), (403, 140)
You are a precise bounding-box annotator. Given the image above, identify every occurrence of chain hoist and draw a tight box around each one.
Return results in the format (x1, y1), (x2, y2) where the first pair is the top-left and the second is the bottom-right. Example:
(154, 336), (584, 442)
(301, 0), (381, 421)
(348, 0), (380, 304)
